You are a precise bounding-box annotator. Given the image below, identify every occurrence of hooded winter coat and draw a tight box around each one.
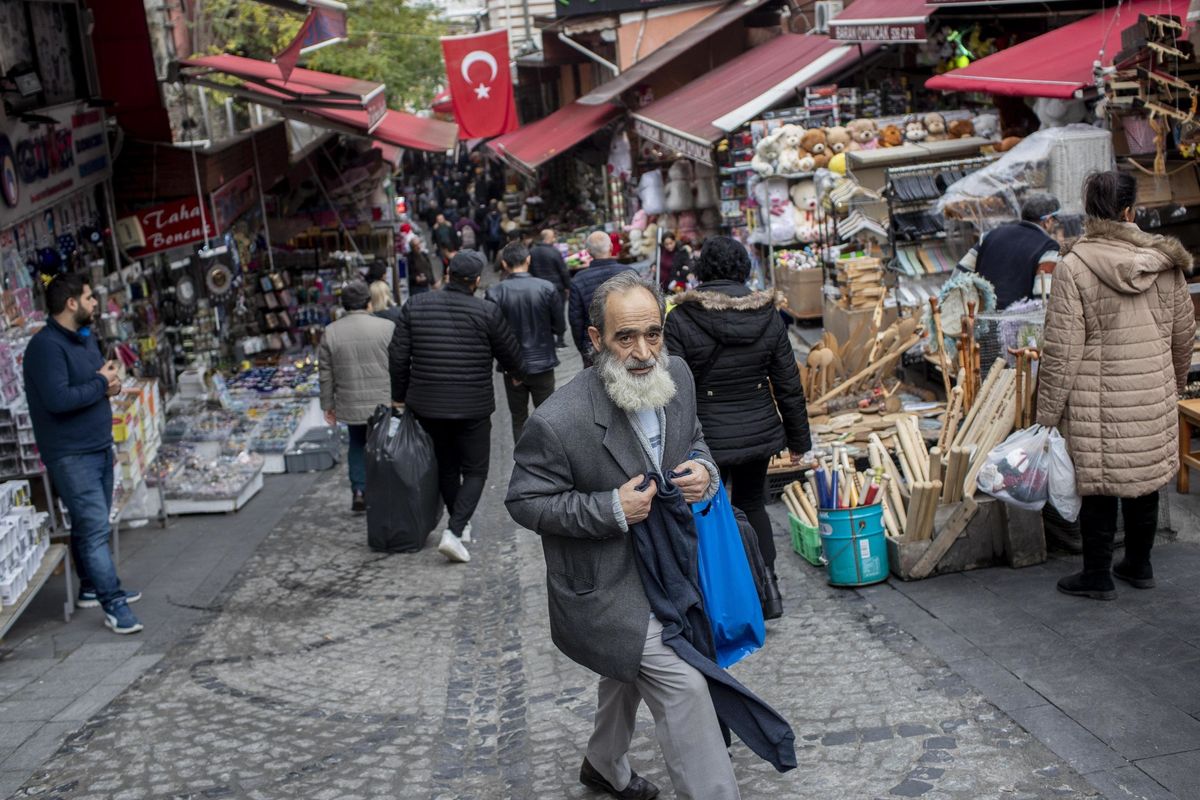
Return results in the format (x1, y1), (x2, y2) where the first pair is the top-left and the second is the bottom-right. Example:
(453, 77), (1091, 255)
(664, 281), (811, 464)
(1037, 219), (1195, 497)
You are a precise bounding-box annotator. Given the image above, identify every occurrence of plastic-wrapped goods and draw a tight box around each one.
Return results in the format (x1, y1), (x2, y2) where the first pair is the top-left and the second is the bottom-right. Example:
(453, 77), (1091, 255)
(937, 124), (1113, 228)
(977, 425), (1080, 521)
(364, 405), (440, 553)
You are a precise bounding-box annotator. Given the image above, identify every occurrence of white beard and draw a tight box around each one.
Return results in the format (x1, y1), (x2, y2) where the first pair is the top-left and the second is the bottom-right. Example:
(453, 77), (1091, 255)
(596, 345), (677, 413)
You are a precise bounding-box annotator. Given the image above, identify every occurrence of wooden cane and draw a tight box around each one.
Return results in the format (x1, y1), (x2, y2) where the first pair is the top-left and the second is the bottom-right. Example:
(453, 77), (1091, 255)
(929, 297), (954, 401)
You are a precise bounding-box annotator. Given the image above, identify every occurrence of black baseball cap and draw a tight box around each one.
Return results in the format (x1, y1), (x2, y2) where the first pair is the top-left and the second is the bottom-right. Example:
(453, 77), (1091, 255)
(448, 250), (485, 281)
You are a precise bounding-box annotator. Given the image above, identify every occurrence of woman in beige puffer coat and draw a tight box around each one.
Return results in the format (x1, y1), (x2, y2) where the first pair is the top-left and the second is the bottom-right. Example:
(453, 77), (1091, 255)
(1038, 171), (1195, 600)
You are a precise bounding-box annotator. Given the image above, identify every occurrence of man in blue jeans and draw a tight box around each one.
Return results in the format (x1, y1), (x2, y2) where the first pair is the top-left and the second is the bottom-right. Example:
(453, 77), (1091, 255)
(22, 273), (142, 634)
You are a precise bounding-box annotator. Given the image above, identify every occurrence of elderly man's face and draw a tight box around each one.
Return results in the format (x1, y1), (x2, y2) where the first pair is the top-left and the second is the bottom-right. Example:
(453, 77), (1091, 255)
(588, 288), (663, 369)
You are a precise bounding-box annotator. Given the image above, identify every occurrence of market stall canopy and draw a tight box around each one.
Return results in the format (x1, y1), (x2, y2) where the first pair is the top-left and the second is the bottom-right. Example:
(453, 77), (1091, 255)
(576, 0), (772, 106)
(630, 34), (873, 160)
(925, 0), (1190, 98)
(828, 0), (932, 43)
(179, 54), (387, 131)
(314, 107), (459, 153)
(488, 101), (622, 175)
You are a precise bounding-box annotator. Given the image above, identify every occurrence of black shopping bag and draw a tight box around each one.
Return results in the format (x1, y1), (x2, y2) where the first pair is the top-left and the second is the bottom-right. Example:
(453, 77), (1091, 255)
(364, 405), (440, 552)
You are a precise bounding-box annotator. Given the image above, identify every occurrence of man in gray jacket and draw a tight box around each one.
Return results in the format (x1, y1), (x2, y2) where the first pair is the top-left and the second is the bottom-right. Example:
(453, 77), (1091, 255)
(506, 272), (737, 800)
(318, 280), (394, 513)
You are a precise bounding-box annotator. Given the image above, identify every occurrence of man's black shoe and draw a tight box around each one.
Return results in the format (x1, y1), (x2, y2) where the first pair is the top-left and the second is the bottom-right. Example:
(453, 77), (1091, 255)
(352, 491), (366, 514)
(580, 758), (659, 799)
(556, 338), (568, 349)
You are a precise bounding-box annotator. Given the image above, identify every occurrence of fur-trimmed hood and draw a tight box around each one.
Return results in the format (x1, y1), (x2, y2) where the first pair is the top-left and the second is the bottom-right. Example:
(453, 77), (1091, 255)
(669, 281), (781, 346)
(1064, 219), (1193, 295)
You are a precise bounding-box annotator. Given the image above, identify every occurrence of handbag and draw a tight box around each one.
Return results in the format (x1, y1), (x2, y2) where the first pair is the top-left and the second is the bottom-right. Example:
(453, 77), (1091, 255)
(691, 479), (766, 668)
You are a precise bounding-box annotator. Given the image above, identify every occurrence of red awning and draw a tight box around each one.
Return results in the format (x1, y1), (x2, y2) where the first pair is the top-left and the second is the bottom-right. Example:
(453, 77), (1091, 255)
(926, 0), (1190, 98)
(180, 54), (387, 130)
(631, 34), (874, 153)
(488, 102), (621, 174)
(431, 90), (454, 114)
(315, 106), (458, 152)
(829, 0), (931, 43)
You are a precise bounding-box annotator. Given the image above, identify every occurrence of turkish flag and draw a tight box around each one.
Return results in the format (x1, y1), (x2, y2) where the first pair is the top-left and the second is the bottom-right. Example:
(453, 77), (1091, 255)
(441, 30), (517, 140)
(276, 8), (349, 82)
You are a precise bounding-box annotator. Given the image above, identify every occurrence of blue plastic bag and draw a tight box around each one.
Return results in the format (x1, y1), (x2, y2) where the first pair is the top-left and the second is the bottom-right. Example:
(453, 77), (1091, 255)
(692, 480), (766, 668)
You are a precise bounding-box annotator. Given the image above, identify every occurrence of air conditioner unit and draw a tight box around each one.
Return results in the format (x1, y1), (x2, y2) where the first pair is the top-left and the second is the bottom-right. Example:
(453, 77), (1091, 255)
(813, 0), (843, 34)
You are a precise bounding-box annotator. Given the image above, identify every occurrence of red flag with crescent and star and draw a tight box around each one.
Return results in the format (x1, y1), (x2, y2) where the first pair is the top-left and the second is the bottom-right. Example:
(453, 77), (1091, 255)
(440, 30), (517, 140)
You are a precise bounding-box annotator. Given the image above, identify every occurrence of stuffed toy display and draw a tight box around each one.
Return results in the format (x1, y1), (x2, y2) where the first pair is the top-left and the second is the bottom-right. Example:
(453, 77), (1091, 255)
(693, 161), (719, 209)
(753, 177), (796, 243)
(637, 169), (666, 215)
(904, 117), (928, 143)
(752, 129), (784, 176)
(677, 210), (699, 242)
(947, 119), (975, 139)
(1032, 98), (1087, 129)
(847, 119), (878, 151)
(801, 129), (829, 169)
(923, 113), (949, 141)
(826, 126), (852, 157)
(699, 207), (721, 239)
(879, 125), (904, 147)
(665, 160), (695, 212)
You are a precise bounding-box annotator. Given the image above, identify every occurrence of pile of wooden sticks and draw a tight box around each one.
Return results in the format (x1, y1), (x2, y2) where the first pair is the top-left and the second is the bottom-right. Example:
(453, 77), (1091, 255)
(781, 445), (888, 529)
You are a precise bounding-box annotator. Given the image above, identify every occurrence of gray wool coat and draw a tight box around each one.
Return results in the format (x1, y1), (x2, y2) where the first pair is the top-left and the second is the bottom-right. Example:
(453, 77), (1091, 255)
(505, 356), (716, 683)
(318, 310), (395, 425)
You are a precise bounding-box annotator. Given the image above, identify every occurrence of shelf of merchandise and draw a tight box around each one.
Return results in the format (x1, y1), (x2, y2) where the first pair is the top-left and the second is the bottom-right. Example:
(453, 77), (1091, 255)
(0, 544), (72, 640)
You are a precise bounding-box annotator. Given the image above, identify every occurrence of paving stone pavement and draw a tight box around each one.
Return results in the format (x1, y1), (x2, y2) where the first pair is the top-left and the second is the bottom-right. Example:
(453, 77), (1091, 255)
(2, 373), (1104, 800)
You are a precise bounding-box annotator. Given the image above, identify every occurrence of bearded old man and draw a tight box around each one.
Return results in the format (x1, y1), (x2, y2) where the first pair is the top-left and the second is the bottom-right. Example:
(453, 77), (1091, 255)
(506, 273), (795, 800)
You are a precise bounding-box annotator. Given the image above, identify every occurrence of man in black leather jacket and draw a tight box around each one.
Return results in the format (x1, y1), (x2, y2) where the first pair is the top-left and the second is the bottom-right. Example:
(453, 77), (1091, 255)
(529, 229), (572, 348)
(485, 242), (564, 443)
(390, 250), (524, 563)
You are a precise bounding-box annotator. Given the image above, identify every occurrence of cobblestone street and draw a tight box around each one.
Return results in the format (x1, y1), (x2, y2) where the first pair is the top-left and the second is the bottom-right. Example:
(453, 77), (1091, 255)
(0, 367), (1110, 799)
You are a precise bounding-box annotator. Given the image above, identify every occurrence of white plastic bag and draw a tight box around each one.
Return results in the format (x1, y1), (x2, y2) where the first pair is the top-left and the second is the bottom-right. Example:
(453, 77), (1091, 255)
(1046, 428), (1080, 522)
(976, 425), (1052, 510)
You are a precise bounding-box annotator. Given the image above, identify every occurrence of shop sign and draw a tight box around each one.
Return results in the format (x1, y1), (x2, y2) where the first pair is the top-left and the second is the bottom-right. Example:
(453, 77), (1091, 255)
(127, 197), (213, 257)
(830, 21), (927, 42)
(0, 102), (111, 230)
(210, 168), (257, 233)
(632, 119), (713, 166)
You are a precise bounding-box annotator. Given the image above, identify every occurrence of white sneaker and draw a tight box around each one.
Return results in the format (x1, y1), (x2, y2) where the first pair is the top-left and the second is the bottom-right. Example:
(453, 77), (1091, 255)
(437, 530), (471, 563)
(460, 523), (473, 543)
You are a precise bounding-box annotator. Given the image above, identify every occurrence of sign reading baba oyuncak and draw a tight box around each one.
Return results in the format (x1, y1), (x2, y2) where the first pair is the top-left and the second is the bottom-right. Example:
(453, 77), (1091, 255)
(122, 197), (214, 256)
(0, 101), (111, 230)
(830, 19), (926, 42)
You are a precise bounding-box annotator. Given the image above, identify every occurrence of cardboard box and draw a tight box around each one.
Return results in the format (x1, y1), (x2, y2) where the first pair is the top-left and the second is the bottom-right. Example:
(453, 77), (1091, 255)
(823, 293), (898, 344)
(775, 268), (823, 318)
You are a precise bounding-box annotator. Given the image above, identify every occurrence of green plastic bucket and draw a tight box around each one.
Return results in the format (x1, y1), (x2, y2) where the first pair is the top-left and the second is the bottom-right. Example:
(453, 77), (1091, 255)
(818, 505), (889, 587)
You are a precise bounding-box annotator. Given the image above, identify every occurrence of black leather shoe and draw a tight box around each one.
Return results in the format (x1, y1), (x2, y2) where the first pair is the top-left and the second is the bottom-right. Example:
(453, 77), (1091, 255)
(580, 758), (659, 799)
(352, 491), (366, 514)
(1113, 560), (1155, 589)
(763, 573), (784, 620)
(1056, 571), (1117, 600)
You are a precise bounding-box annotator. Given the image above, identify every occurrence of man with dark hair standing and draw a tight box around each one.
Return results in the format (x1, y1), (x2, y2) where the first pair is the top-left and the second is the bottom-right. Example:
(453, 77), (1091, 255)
(956, 193), (1062, 309)
(390, 251), (525, 563)
(23, 274), (142, 635)
(486, 241), (564, 444)
(569, 231), (635, 368)
(530, 229), (571, 349)
(319, 280), (394, 514)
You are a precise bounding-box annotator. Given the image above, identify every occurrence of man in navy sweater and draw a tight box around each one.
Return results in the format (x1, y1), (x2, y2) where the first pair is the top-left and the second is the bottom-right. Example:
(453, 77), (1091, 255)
(23, 273), (143, 634)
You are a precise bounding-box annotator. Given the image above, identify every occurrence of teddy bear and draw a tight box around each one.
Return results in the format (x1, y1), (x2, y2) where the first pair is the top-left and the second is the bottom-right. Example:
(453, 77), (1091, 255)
(904, 117), (928, 144)
(879, 124), (904, 147)
(826, 126), (852, 157)
(947, 119), (975, 139)
(972, 113), (999, 140)
(607, 130), (633, 182)
(665, 159), (694, 213)
(801, 128), (830, 169)
(693, 161), (719, 209)
(789, 180), (819, 243)
(775, 124), (810, 174)
(752, 177), (795, 243)
(633, 219), (658, 259)
(751, 129), (784, 176)
(923, 113), (949, 141)
(846, 119), (878, 151)
(637, 169), (665, 215)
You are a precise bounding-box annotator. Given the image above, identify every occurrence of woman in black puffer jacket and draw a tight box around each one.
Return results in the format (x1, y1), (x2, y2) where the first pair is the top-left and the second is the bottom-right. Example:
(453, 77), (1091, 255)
(665, 237), (811, 612)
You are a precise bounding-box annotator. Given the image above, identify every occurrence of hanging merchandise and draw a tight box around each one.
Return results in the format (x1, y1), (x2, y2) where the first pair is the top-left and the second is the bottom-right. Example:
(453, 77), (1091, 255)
(205, 262), (235, 302)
